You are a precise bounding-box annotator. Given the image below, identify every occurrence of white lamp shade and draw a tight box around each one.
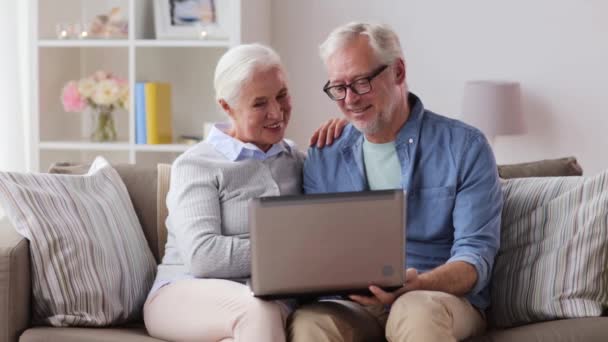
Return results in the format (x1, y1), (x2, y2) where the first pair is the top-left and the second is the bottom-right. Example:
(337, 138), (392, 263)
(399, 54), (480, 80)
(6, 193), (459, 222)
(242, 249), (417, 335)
(461, 80), (525, 138)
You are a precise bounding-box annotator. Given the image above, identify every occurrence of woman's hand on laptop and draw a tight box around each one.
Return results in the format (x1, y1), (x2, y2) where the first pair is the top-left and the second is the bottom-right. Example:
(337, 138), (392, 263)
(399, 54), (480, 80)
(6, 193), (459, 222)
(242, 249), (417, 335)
(349, 268), (420, 306)
(309, 118), (348, 148)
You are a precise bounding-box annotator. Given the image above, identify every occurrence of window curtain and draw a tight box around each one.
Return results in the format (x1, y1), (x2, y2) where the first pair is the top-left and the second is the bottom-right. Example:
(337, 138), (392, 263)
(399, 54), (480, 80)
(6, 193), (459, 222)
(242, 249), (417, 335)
(0, 1), (29, 173)
(0, 1), (29, 217)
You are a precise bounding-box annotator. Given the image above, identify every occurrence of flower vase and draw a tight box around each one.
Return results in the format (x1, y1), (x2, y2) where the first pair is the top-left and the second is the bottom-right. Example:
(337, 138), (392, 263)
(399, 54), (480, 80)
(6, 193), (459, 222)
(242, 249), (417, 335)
(91, 108), (117, 142)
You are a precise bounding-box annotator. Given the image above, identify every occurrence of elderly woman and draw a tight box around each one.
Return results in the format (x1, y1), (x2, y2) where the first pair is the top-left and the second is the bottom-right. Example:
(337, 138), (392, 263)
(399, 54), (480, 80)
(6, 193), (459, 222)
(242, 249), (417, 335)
(143, 44), (306, 342)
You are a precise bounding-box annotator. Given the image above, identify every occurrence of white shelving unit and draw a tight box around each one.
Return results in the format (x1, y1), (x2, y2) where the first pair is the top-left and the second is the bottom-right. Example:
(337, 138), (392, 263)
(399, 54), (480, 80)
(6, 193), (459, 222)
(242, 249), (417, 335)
(30, 0), (271, 171)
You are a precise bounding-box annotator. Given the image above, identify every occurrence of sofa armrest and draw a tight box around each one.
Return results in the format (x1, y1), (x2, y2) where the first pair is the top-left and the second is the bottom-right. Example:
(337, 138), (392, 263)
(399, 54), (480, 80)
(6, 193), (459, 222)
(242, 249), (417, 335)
(0, 218), (31, 342)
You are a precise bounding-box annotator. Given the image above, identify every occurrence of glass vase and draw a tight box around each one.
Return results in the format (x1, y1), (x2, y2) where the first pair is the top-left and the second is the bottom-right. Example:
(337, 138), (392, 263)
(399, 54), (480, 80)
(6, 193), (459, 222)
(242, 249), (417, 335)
(91, 107), (117, 142)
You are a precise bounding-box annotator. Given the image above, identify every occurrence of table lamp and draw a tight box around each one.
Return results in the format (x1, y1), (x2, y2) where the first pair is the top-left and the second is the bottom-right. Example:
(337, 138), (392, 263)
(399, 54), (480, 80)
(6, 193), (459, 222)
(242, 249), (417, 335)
(461, 80), (525, 143)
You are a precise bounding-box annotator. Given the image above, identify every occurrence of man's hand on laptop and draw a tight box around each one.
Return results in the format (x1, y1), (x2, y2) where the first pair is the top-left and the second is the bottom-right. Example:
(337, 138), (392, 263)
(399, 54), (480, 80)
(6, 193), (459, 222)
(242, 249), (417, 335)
(309, 118), (348, 148)
(349, 268), (420, 306)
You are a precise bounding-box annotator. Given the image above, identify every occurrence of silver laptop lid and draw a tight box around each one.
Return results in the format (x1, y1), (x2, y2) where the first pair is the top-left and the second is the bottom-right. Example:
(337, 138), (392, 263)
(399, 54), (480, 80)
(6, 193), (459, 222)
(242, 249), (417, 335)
(249, 189), (405, 298)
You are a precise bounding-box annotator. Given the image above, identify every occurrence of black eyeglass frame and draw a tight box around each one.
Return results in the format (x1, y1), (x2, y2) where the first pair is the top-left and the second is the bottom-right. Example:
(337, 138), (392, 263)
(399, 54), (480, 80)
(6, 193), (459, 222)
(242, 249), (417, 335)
(322, 64), (389, 101)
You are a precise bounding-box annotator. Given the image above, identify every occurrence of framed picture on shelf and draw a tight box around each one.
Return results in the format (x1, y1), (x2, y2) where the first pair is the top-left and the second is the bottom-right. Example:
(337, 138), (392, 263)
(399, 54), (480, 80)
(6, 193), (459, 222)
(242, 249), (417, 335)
(153, 0), (232, 40)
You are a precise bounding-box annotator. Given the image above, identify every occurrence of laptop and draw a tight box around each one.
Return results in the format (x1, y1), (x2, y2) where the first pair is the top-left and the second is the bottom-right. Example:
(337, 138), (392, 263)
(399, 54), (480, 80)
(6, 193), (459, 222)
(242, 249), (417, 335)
(249, 189), (406, 299)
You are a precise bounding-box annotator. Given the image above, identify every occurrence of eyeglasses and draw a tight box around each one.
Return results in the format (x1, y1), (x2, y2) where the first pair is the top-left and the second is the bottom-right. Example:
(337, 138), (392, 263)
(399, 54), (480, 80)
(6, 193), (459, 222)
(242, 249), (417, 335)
(323, 64), (388, 101)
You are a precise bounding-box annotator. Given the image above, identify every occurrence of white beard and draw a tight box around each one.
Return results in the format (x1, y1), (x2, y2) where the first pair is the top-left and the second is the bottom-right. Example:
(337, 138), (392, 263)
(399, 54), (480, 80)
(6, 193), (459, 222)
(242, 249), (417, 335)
(352, 102), (394, 136)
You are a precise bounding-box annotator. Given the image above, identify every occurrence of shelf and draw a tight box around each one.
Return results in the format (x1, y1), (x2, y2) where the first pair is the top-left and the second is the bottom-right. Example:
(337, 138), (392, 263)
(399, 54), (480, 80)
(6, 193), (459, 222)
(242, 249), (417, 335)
(38, 40), (130, 48)
(135, 40), (231, 48)
(39, 141), (192, 153)
(38, 40), (232, 48)
(39, 141), (131, 151)
(134, 144), (192, 152)
(32, 0), (271, 171)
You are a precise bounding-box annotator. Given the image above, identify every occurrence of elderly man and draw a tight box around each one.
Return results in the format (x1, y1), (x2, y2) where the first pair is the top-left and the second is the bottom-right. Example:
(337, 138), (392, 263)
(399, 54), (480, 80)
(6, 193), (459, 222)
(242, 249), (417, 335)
(288, 22), (503, 342)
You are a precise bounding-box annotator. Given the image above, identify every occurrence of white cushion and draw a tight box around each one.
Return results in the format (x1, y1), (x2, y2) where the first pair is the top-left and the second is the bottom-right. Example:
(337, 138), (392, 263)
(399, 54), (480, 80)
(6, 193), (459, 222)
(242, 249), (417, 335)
(490, 171), (608, 328)
(0, 157), (156, 327)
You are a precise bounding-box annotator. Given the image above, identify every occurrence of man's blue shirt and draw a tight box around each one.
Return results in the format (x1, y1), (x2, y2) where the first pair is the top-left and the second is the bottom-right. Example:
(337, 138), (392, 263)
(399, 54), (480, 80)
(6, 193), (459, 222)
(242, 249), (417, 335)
(303, 93), (503, 310)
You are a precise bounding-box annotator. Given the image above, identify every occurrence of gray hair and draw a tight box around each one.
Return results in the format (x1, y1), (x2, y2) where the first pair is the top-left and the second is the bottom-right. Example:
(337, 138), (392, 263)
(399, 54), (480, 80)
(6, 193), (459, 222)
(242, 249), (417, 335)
(319, 22), (403, 66)
(214, 43), (284, 105)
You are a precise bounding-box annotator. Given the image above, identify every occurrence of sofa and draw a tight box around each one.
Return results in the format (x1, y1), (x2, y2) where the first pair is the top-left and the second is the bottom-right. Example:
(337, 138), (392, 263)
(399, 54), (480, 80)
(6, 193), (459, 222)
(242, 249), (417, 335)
(1, 157), (607, 342)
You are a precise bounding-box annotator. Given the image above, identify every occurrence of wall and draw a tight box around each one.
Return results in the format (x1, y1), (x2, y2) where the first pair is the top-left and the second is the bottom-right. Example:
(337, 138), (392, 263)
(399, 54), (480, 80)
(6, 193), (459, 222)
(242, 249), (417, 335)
(272, 0), (608, 175)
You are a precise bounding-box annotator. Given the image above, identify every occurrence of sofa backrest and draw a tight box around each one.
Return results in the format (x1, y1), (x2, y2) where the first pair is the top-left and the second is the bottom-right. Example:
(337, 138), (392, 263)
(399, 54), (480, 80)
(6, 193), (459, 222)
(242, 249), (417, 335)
(48, 155), (583, 265)
(156, 164), (171, 262)
(150, 157), (584, 264)
(113, 164), (162, 263)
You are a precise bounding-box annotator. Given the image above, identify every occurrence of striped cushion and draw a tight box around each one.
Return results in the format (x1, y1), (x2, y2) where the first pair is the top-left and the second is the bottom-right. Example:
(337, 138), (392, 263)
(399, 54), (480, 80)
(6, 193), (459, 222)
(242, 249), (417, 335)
(0, 157), (156, 327)
(489, 172), (608, 328)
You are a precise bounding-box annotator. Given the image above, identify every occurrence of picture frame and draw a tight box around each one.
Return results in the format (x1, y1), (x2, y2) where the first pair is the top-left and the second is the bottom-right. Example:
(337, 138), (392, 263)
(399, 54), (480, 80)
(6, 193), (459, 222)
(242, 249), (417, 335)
(153, 0), (232, 40)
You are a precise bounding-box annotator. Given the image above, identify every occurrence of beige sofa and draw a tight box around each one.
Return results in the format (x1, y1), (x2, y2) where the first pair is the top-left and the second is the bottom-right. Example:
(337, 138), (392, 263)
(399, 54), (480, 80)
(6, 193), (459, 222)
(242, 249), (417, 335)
(1, 161), (607, 342)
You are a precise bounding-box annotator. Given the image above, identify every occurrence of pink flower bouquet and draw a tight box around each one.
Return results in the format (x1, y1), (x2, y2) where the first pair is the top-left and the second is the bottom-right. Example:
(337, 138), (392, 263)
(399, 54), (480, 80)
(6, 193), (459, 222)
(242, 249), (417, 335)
(61, 71), (129, 112)
(61, 71), (129, 141)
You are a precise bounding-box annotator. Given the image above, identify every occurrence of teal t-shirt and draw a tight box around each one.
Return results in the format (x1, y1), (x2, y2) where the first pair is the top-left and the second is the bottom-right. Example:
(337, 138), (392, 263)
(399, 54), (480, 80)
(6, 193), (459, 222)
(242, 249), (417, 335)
(362, 139), (401, 190)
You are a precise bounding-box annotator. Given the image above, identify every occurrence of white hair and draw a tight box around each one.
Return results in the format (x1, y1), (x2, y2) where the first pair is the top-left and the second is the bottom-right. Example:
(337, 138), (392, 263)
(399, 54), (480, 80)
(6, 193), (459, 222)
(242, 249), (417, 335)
(214, 43), (284, 105)
(319, 22), (403, 66)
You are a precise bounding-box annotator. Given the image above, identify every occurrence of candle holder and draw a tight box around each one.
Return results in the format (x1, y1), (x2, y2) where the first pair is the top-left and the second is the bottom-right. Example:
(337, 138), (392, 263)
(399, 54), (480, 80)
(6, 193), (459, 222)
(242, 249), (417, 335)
(55, 23), (70, 39)
(54, 23), (85, 39)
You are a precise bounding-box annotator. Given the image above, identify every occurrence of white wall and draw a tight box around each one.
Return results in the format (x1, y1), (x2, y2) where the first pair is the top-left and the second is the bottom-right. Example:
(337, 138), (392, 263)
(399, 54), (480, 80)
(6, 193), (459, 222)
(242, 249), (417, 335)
(272, 0), (608, 175)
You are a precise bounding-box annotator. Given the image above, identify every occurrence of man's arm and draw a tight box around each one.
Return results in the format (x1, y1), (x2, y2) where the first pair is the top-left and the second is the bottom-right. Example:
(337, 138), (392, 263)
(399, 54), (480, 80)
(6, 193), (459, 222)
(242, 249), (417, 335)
(308, 118), (348, 148)
(405, 261), (477, 296)
(447, 132), (503, 296)
(405, 133), (502, 298)
(405, 132), (502, 297)
(351, 131), (502, 306)
(350, 261), (477, 305)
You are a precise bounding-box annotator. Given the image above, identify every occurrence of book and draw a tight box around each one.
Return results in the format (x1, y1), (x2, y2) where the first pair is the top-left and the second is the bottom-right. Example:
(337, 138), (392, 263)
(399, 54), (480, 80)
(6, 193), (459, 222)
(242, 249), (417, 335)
(144, 83), (173, 144)
(135, 82), (147, 144)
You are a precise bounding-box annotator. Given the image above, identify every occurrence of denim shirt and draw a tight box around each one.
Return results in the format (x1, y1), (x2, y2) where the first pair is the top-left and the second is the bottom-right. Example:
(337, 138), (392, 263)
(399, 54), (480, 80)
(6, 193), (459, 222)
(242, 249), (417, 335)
(303, 93), (503, 310)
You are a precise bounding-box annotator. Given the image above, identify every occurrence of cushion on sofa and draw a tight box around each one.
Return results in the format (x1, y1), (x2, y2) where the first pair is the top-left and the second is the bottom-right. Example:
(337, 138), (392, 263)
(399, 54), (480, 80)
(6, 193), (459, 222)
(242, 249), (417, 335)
(48, 162), (161, 263)
(497, 156), (583, 179)
(489, 171), (608, 328)
(0, 157), (157, 327)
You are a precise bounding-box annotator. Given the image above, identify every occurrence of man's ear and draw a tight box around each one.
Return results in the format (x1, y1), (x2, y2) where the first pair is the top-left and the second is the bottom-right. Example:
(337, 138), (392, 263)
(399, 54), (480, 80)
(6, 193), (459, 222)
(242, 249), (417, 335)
(394, 58), (406, 84)
(219, 99), (233, 118)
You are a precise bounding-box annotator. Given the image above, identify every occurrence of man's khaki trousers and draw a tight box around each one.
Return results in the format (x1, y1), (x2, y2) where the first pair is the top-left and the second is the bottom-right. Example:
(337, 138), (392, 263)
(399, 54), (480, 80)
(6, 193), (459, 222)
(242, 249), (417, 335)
(288, 290), (486, 342)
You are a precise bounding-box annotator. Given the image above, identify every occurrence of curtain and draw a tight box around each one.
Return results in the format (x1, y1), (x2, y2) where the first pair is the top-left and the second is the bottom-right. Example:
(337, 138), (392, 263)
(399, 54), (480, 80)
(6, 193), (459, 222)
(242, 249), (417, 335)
(0, 1), (29, 173)
(0, 1), (28, 218)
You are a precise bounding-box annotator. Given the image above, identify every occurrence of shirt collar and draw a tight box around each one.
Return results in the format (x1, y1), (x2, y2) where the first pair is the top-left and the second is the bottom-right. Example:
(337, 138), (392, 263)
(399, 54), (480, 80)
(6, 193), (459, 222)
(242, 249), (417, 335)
(205, 122), (293, 161)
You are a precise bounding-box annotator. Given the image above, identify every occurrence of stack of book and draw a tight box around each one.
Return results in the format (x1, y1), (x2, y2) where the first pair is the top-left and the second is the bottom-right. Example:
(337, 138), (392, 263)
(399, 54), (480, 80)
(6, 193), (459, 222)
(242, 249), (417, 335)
(135, 82), (173, 144)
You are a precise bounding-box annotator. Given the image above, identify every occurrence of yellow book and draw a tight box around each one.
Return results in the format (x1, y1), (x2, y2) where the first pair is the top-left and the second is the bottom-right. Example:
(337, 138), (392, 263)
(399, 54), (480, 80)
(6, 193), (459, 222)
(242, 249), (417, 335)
(144, 83), (173, 144)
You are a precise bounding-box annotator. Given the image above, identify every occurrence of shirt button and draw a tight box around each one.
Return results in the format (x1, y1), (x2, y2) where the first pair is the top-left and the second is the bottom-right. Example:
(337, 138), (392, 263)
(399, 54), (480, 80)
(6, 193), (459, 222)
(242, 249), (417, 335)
(408, 138), (414, 144)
